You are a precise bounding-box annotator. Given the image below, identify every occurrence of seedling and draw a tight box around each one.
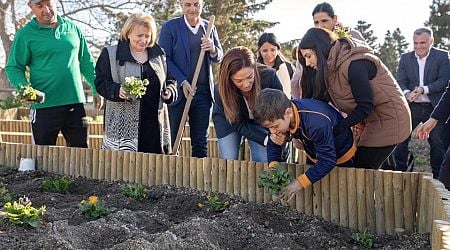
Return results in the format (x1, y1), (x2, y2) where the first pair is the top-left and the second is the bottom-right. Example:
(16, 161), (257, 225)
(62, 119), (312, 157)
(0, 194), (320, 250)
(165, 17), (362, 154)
(79, 195), (114, 219)
(258, 164), (293, 195)
(122, 183), (148, 201)
(42, 176), (73, 194)
(198, 192), (230, 212)
(352, 231), (374, 249)
(2, 196), (46, 228)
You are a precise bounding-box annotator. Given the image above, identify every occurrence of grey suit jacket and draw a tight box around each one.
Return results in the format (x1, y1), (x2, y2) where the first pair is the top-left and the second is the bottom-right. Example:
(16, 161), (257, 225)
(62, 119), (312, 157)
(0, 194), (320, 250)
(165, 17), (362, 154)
(397, 47), (450, 107)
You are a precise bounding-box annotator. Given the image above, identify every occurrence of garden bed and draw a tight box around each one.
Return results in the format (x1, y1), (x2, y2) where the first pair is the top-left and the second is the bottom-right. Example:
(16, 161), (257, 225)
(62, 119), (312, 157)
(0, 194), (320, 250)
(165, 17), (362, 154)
(0, 167), (430, 249)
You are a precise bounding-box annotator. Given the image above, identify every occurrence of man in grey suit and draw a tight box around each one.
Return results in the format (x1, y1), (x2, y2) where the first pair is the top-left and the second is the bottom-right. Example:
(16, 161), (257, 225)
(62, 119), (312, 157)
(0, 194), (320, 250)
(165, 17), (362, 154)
(394, 27), (450, 177)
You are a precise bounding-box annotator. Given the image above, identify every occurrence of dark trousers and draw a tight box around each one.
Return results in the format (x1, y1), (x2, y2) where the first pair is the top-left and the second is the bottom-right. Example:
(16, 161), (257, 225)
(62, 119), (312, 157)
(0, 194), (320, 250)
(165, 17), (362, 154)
(394, 102), (445, 177)
(355, 145), (397, 169)
(30, 103), (88, 148)
(439, 146), (450, 190)
(168, 87), (212, 158)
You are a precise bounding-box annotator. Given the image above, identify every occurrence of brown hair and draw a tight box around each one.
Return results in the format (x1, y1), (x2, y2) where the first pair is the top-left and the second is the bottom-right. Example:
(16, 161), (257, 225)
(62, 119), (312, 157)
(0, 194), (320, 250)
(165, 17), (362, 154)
(254, 89), (291, 124)
(120, 12), (157, 47)
(218, 46), (261, 123)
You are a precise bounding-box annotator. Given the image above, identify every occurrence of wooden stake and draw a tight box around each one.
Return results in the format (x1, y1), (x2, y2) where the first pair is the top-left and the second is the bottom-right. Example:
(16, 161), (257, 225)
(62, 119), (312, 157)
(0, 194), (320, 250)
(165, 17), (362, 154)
(321, 169), (331, 221)
(98, 149), (105, 180)
(383, 170), (394, 235)
(338, 167), (348, 227)
(248, 161), (256, 202)
(149, 154), (157, 186)
(233, 159), (241, 196)
(226, 159), (234, 194)
(296, 164), (305, 214)
(128, 151), (136, 183)
(169, 155), (177, 186)
(182, 156), (190, 187)
(155, 154), (162, 185)
(347, 167), (357, 230)
(135, 152), (143, 184)
(142, 153), (149, 185)
(211, 157), (219, 192)
(116, 150), (123, 181)
(197, 158), (204, 190)
(356, 168), (367, 232)
(255, 162), (264, 203)
(241, 160), (248, 201)
(218, 159), (226, 193)
(189, 157), (197, 189)
(393, 171), (404, 230)
(111, 150), (118, 181)
(175, 155), (183, 187)
(122, 151), (130, 182)
(104, 149), (112, 181)
(374, 170), (385, 234)
(162, 154), (169, 185)
(304, 165), (313, 215)
(365, 169), (376, 233)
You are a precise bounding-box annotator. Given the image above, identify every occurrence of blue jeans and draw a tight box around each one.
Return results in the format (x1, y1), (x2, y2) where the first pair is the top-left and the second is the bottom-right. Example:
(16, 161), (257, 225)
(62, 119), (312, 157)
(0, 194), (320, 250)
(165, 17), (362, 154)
(218, 131), (267, 162)
(169, 87), (212, 158)
(394, 102), (445, 177)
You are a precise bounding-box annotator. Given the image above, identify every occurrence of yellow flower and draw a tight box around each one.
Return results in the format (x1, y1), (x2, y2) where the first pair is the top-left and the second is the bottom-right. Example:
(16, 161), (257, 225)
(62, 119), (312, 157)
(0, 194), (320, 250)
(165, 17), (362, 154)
(88, 196), (98, 205)
(197, 203), (205, 208)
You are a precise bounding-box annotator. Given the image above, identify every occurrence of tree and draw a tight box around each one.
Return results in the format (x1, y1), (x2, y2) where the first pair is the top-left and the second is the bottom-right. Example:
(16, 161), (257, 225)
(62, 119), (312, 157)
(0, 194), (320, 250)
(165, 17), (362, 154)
(354, 20), (378, 52)
(425, 0), (450, 50)
(378, 30), (399, 75)
(392, 28), (409, 57)
(0, 0), (275, 91)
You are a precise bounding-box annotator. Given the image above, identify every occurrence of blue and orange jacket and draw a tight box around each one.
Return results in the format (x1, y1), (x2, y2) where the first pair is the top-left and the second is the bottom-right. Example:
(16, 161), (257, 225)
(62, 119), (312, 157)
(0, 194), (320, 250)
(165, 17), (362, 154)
(267, 99), (355, 188)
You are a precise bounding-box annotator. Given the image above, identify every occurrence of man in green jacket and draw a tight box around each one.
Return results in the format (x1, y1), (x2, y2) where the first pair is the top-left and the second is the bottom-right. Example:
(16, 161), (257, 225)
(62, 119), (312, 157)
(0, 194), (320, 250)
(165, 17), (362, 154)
(6, 0), (101, 147)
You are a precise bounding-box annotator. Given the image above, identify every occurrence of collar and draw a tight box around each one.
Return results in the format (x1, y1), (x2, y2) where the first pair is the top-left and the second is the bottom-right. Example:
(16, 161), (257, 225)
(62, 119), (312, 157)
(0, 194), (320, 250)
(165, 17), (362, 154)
(289, 102), (300, 134)
(183, 15), (202, 34)
(116, 40), (164, 65)
(415, 49), (431, 60)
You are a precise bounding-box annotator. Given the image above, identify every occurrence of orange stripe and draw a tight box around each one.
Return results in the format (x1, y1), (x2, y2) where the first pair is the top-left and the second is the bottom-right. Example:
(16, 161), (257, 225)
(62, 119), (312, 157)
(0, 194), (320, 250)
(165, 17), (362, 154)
(297, 174), (312, 188)
(289, 103), (300, 134)
(304, 143), (356, 165)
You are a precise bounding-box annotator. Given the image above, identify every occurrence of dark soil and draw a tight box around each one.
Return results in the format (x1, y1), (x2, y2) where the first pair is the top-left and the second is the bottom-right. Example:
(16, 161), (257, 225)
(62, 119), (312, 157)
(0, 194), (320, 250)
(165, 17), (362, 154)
(0, 167), (430, 250)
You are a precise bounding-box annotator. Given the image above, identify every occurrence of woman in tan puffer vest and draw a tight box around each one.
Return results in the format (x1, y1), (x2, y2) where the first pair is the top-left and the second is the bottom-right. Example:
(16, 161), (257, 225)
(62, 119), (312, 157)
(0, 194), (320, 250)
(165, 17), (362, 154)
(298, 28), (411, 169)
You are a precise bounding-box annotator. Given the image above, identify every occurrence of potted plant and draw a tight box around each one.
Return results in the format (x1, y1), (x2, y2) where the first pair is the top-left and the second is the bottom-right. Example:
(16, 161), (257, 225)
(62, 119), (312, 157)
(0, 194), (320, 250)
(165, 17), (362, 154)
(122, 76), (149, 102)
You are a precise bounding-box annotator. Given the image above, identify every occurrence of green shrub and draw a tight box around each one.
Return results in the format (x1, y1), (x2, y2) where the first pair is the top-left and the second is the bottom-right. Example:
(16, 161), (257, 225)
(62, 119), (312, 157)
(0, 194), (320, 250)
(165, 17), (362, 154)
(42, 176), (73, 194)
(0, 95), (23, 109)
(122, 183), (148, 201)
(352, 231), (374, 249)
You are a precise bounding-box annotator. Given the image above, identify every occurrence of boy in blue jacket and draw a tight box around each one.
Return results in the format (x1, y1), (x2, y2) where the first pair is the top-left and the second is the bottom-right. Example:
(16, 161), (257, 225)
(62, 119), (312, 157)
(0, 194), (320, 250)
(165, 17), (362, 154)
(253, 89), (355, 201)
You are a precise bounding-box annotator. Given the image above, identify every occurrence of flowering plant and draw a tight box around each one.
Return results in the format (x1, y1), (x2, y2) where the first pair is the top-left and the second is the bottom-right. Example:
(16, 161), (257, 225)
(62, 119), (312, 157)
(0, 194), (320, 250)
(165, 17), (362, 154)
(2, 196), (46, 228)
(13, 84), (45, 104)
(122, 76), (149, 100)
(79, 195), (114, 219)
(197, 192), (230, 212)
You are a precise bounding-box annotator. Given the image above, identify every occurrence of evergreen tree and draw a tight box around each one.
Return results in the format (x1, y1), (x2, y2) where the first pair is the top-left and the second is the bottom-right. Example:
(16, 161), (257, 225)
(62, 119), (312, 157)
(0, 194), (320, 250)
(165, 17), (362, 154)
(203, 0), (276, 52)
(378, 30), (399, 76)
(425, 0), (450, 50)
(354, 20), (378, 52)
(392, 28), (409, 57)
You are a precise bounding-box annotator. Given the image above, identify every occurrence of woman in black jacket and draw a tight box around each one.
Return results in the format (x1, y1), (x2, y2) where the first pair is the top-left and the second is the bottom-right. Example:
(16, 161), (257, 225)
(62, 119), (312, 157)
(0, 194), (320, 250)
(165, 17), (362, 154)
(212, 46), (283, 162)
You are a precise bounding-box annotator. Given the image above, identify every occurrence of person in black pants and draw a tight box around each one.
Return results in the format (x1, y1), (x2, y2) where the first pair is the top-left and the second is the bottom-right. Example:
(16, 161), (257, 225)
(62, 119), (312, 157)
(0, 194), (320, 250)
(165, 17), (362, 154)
(417, 81), (450, 189)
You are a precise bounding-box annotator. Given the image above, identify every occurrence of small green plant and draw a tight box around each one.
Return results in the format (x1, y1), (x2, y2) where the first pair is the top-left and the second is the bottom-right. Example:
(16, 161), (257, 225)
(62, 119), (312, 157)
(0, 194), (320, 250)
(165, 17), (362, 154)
(122, 183), (148, 201)
(2, 196), (46, 228)
(0, 184), (15, 205)
(352, 231), (374, 249)
(197, 192), (230, 212)
(258, 165), (293, 195)
(42, 176), (73, 194)
(122, 76), (149, 99)
(79, 196), (114, 219)
(0, 95), (23, 109)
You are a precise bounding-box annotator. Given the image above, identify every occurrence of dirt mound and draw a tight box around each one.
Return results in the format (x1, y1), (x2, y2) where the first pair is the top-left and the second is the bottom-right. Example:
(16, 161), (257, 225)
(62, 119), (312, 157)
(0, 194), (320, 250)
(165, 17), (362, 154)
(0, 168), (430, 249)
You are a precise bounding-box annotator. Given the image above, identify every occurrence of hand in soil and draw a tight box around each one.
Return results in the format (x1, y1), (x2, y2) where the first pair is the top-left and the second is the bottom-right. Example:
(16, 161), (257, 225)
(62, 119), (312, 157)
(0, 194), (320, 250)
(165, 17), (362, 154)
(279, 179), (302, 203)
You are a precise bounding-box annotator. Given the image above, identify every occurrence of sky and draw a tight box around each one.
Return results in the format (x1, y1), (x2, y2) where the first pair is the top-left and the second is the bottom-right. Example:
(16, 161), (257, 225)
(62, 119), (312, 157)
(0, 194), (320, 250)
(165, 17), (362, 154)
(254, 0), (432, 50)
